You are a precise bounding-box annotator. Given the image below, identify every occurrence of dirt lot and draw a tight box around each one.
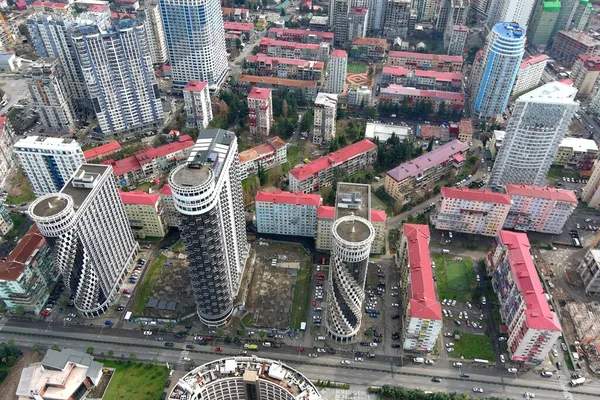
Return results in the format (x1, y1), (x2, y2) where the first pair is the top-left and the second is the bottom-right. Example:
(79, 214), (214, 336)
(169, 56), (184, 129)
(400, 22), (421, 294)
(0, 351), (43, 400)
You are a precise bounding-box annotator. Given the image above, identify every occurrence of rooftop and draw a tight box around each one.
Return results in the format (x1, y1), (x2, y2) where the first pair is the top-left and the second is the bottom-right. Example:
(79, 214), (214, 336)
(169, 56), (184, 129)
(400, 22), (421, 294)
(577, 53), (600, 71)
(331, 49), (347, 58)
(334, 217), (373, 243)
(371, 209), (387, 223)
(260, 37), (321, 50)
(557, 30), (600, 47)
(517, 81), (578, 105)
(364, 122), (410, 142)
(255, 190), (322, 206)
(493, 22), (526, 40)
(248, 87), (272, 100)
(352, 37), (388, 46)
(159, 184), (172, 195)
(388, 50), (463, 63)
(350, 6), (368, 14)
(224, 21), (254, 31)
(459, 119), (473, 135)
(14, 136), (81, 151)
(441, 187), (512, 204)
(119, 191), (161, 206)
(314, 92), (338, 107)
(381, 85), (465, 101)
(336, 182), (370, 220)
(505, 184), (578, 203)
(183, 80), (208, 93)
(268, 27), (333, 39)
(317, 205), (335, 219)
(382, 66), (462, 81)
(239, 75), (318, 88)
(0, 225), (45, 281)
(559, 136), (598, 153)
(520, 54), (549, 69)
(453, 24), (468, 32)
(83, 141), (121, 161)
(239, 136), (287, 164)
(248, 54), (324, 69)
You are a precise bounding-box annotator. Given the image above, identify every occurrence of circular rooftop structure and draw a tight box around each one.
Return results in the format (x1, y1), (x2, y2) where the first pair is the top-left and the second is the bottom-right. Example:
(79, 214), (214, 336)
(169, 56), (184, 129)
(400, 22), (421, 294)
(332, 215), (374, 245)
(30, 193), (72, 219)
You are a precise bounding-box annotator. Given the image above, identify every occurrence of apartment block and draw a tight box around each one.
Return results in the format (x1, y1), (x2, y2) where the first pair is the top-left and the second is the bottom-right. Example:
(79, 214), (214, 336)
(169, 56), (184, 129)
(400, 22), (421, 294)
(577, 248), (600, 294)
(221, 7), (249, 21)
(267, 27), (334, 46)
(512, 54), (549, 96)
(183, 80), (213, 129)
(259, 38), (329, 62)
(380, 85), (465, 112)
(313, 93), (337, 145)
(385, 140), (469, 202)
(0, 116), (14, 187)
(504, 184), (577, 234)
(119, 191), (167, 239)
(382, 0), (412, 39)
(223, 22), (255, 41)
(330, 0), (350, 45)
(255, 190), (321, 237)
(381, 66), (463, 92)
(328, 50), (347, 94)
(457, 119), (473, 143)
(554, 137), (598, 174)
(397, 224), (442, 352)
(0, 204), (12, 236)
(159, 184), (179, 228)
(447, 25), (468, 56)
(571, 54), (600, 97)
(248, 87), (273, 136)
(550, 30), (600, 66)
(137, 0), (169, 65)
(582, 160), (600, 208)
(83, 141), (121, 162)
(350, 37), (388, 60)
(246, 54), (324, 81)
(488, 231), (561, 363)
(527, 0), (560, 46)
(348, 7), (368, 42)
(239, 136), (288, 180)
(289, 139), (377, 193)
(388, 51), (463, 72)
(347, 85), (372, 107)
(238, 75), (319, 102)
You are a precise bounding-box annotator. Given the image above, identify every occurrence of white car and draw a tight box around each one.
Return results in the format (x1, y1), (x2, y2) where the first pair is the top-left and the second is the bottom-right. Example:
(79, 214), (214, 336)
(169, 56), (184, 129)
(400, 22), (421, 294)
(451, 300), (457, 306)
(391, 303), (399, 307)
(442, 299), (448, 305)
(444, 332), (453, 337)
(508, 368), (518, 373)
(500, 355), (505, 363)
(316, 348), (326, 353)
(552, 349), (558, 357)
(182, 357), (191, 362)
(446, 342), (454, 347)
(143, 331), (153, 336)
(341, 360), (351, 365)
(464, 312), (469, 319)
(308, 353), (317, 358)
(498, 336), (507, 341)
(472, 388), (484, 393)
(354, 357), (364, 362)
(524, 392), (535, 399)
(63, 317), (72, 322)
(443, 309), (449, 317)
(453, 362), (463, 367)
(369, 342), (378, 347)
(425, 359), (435, 365)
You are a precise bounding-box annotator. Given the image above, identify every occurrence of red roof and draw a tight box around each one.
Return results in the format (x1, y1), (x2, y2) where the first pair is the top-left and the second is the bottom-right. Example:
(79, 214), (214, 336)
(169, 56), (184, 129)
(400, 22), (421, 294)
(119, 191), (161, 206)
(248, 87), (272, 100)
(331, 49), (347, 58)
(371, 209), (387, 223)
(352, 37), (388, 46)
(452, 153), (464, 163)
(317, 205), (335, 219)
(403, 224), (442, 320)
(159, 184), (172, 195)
(382, 67), (462, 82)
(0, 226), (45, 281)
(290, 139), (376, 181)
(239, 75), (318, 88)
(559, 78), (573, 85)
(83, 141), (121, 161)
(350, 6), (368, 14)
(260, 38), (321, 50)
(498, 231), (561, 332)
(381, 85), (465, 101)
(0, 115), (7, 132)
(267, 27), (333, 40)
(255, 190), (322, 206)
(224, 21), (255, 32)
(505, 184), (578, 203)
(248, 54), (324, 69)
(388, 51), (463, 63)
(183, 80), (208, 93)
(33, 1), (69, 8)
(162, 65), (171, 71)
(89, 4), (109, 11)
(440, 187), (512, 205)
(520, 54), (549, 69)
(239, 136), (287, 164)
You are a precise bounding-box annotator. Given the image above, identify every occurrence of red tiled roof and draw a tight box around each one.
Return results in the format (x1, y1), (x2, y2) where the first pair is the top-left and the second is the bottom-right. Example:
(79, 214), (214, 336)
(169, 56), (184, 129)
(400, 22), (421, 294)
(352, 37), (387, 46)
(498, 231), (561, 332)
(103, 156), (141, 176)
(119, 191), (160, 206)
(268, 27), (333, 40)
(159, 184), (172, 195)
(239, 142), (275, 163)
(89, 4), (109, 11)
(239, 75), (318, 88)
(505, 184), (578, 203)
(268, 136), (287, 150)
(255, 190), (322, 206)
(403, 224), (442, 320)
(559, 78), (573, 85)
(388, 51), (463, 63)
(381, 85), (465, 101)
(183, 80), (208, 93)
(452, 153), (464, 163)
(33, 1), (69, 8)
(222, 7), (249, 15)
(290, 139), (376, 181)
(0, 226), (45, 281)
(519, 54), (549, 69)
(382, 67), (462, 82)
(224, 21), (254, 31)
(317, 205), (335, 219)
(577, 53), (600, 71)
(248, 54), (324, 69)
(331, 49), (347, 58)
(248, 87), (272, 100)
(260, 37), (321, 50)
(371, 209), (387, 223)
(453, 24), (468, 32)
(441, 187), (512, 205)
(163, 65), (171, 71)
(83, 141), (121, 161)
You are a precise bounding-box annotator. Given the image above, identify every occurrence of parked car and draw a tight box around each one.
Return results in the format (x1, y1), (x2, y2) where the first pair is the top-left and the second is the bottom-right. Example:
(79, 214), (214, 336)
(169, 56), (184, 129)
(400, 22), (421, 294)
(164, 342), (174, 347)
(213, 347), (224, 352)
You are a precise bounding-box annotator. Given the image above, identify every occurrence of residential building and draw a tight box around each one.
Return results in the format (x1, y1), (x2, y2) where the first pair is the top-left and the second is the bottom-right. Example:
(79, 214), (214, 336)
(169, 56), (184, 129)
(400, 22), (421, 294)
(347, 85), (372, 106)
(388, 51), (463, 72)
(119, 191), (167, 239)
(183, 80), (213, 129)
(0, 52), (20, 72)
(381, 67), (463, 92)
(289, 139), (377, 193)
(552, 0), (593, 38)
(489, 130), (505, 160)
(330, 0), (350, 45)
(432, 187), (511, 236)
(29, 164), (138, 317)
(488, 231), (562, 363)
(169, 356), (321, 400)
(313, 93), (338, 145)
(447, 25), (467, 56)
(159, 184), (179, 228)
(32, 1), (71, 14)
(223, 22), (255, 42)
(348, 8), (369, 42)
(267, 27), (334, 46)
(550, 30), (600, 66)
(554, 137), (598, 174)
(365, 122), (411, 142)
(309, 15), (329, 31)
(511, 54), (549, 96)
(504, 184), (577, 234)
(382, 0), (412, 39)
(0, 225), (57, 314)
(246, 54), (324, 81)
(571, 54), (600, 97)
(527, 0), (560, 47)
(14, 136), (84, 196)
(397, 224), (442, 352)
(471, 22), (526, 119)
(385, 140), (469, 202)
(475, 0), (493, 15)
(159, 0), (228, 90)
(237, 75), (319, 101)
(370, 0), (389, 33)
(457, 119), (473, 143)
(26, 57), (76, 133)
(137, 0), (168, 65)
(259, 38), (329, 62)
(83, 141), (121, 162)
(490, 82), (578, 188)
(577, 248), (600, 294)
(581, 160), (600, 208)
(239, 136), (288, 180)
(0, 204), (12, 236)
(0, 116), (14, 187)
(486, 0), (536, 30)
(168, 129), (247, 326)
(379, 85), (465, 112)
(328, 50), (348, 94)
(255, 190), (321, 237)
(350, 37), (388, 59)
(413, 0), (436, 21)
(371, 209), (387, 254)
(71, 16), (164, 136)
(442, 0), (467, 48)
(221, 7), (249, 21)
(247, 87), (274, 137)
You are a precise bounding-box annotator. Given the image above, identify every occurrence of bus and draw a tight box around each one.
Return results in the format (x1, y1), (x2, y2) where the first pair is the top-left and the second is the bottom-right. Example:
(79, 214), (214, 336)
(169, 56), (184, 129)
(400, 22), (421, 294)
(473, 359), (490, 365)
(244, 343), (258, 350)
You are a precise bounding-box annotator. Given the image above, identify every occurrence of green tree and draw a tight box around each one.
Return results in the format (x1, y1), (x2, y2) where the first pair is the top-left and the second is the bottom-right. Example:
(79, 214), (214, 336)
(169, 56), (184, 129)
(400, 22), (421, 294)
(7, 339), (15, 347)
(300, 109), (313, 133)
(217, 327), (225, 338)
(151, 357), (159, 366)
(15, 306), (25, 316)
(107, 349), (114, 359)
(235, 38), (242, 50)
(427, 137), (434, 152)
(86, 347), (94, 356)
(32, 343), (40, 354)
(165, 322), (175, 332)
(251, 45), (260, 55)
(280, 8), (286, 16)
(51, 344), (60, 351)
(258, 331), (266, 339)
(128, 353), (137, 364)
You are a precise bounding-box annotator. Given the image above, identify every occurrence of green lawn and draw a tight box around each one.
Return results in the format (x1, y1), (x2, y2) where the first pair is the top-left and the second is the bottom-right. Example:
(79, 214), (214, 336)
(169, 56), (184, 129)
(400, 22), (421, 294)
(131, 254), (166, 316)
(6, 179), (35, 205)
(6, 214), (28, 237)
(347, 63), (367, 73)
(171, 240), (185, 252)
(445, 259), (471, 291)
(452, 333), (495, 361)
(101, 360), (169, 400)
(433, 254), (476, 302)
(290, 256), (312, 329)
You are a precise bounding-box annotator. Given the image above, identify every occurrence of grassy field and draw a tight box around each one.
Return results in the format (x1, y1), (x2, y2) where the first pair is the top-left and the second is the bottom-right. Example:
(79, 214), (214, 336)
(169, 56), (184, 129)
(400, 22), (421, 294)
(6, 172), (35, 205)
(131, 254), (166, 316)
(171, 240), (185, 252)
(347, 63), (367, 73)
(102, 360), (169, 400)
(290, 256), (312, 329)
(433, 254), (475, 302)
(452, 333), (495, 361)
(445, 259), (471, 291)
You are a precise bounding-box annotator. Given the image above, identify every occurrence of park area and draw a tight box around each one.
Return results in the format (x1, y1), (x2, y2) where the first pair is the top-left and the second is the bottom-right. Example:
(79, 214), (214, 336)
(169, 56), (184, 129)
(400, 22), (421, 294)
(347, 63), (367, 73)
(452, 333), (495, 361)
(100, 360), (169, 400)
(433, 254), (477, 302)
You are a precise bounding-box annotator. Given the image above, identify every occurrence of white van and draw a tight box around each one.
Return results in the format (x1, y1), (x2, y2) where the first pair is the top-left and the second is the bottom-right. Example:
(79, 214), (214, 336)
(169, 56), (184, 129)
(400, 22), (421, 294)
(315, 336), (326, 341)
(413, 357), (425, 363)
(442, 249), (450, 254)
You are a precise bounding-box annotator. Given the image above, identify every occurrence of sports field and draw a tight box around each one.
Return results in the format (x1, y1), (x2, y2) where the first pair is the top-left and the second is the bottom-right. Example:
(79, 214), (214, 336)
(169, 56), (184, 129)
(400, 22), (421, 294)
(445, 258), (471, 291)
(347, 63), (367, 73)
(434, 255), (475, 302)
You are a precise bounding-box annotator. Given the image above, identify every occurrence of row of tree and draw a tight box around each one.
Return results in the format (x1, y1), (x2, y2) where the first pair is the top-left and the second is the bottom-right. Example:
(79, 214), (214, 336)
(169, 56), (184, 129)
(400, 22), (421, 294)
(377, 385), (506, 400)
(374, 133), (424, 171)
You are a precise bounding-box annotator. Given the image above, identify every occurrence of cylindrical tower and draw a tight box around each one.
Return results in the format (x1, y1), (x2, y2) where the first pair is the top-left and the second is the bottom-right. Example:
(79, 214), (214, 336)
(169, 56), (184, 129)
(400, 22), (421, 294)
(326, 215), (375, 342)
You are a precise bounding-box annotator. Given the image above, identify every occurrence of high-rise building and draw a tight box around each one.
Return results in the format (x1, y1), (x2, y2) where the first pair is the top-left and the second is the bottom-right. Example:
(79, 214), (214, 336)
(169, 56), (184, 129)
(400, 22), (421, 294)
(26, 57), (76, 133)
(577, 248), (600, 294)
(582, 160), (600, 208)
(159, 0), (229, 90)
(527, 0), (560, 47)
(29, 164), (138, 317)
(327, 50), (348, 94)
(475, 0), (493, 15)
(71, 16), (164, 136)
(442, 0), (467, 48)
(313, 93), (338, 145)
(382, 0), (412, 39)
(571, 54), (600, 97)
(348, 7), (369, 42)
(326, 183), (375, 341)
(552, 0), (594, 39)
(0, 116), (14, 187)
(486, 0), (536, 30)
(511, 54), (549, 96)
(447, 25), (468, 56)
(248, 87), (273, 136)
(550, 30), (600, 66)
(168, 129), (248, 326)
(471, 23), (526, 119)
(14, 136), (85, 196)
(411, 0), (435, 21)
(136, 0), (168, 65)
(491, 81), (578, 188)
(370, 0), (388, 34)
(183, 81), (213, 129)
(330, 0), (350, 45)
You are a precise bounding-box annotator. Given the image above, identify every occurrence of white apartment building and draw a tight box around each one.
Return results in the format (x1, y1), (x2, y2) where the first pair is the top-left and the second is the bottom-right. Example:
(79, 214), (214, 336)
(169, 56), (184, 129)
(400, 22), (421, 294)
(488, 231), (561, 363)
(159, 184), (179, 228)
(582, 160), (600, 208)
(27, 57), (76, 133)
(313, 93), (338, 145)
(168, 129), (248, 326)
(348, 8), (368, 43)
(239, 136), (288, 180)
(486, 0), (536, 30)
(504, 184), (577, 234)
(183, 80), (213, 129)
(512, 54), (549, 96)
(29, 164), (139, 317)
(433, 187), (512, 236)
(255, 190), (321, 237)
(491, 82), (579, 188)
(71, 15), (164, 136)
(0, 116), (14, 187)
(248, 87), (273, 136)
(316, 205), (335, 251)
(382, 0), (412, 39)
(397, 224), (442, 352)
(137, 0), (168, 65)
(327, 50), (347, 94)
(447, 25), (468, 56)
(14, 136), (84, 196)
(577, 248), (600, 295)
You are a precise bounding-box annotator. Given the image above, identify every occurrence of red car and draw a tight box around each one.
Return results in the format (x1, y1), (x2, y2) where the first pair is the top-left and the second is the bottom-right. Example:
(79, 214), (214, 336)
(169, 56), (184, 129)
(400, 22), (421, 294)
(316, 274), (325, 280)
(122, 289), (131, 294)
(213, 347), (223, 352)
(40, 310), (50, 316)
(296, 347), (305, 352)
(204, 336), (213, 341)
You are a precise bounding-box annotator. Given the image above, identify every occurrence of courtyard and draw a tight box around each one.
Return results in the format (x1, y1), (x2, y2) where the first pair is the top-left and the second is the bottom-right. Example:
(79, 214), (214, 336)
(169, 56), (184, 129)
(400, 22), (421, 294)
(433, 254), (478, 302)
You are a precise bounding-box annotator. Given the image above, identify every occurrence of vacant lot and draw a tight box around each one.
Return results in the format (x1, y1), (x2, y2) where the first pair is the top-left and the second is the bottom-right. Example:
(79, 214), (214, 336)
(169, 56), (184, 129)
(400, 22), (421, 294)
(434, 254), (475, 302)
(102, 360), (169, 400)
(5, 169), (35, 205)
(452, 333), (495, 361)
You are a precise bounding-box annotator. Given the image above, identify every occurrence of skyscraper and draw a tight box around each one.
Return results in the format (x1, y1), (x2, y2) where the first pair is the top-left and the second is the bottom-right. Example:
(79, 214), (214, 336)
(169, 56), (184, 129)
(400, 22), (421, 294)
(328, 50), (348, 94)
(527, 0), (560, 47)
(486, 0), (536, 30)
(382, 0), (412, 39)
(330, 0), (350, 45)
(183, 80), (213, 129)
(159, 0), (229, 90)
(137, 0), (169, 66)
(552, 0), (594, 38)
(29, 164), (138, 317)
(490, 81), (579, 188)
(14, 136), (84, 196)
(471, 22), (526, 119)
(168, 129), (248, 326)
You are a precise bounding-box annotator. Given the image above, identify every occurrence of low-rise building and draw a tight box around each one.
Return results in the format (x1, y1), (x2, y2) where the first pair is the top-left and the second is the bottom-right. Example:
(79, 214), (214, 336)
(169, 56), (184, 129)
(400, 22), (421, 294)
(183, 80), (213, 129)
(388, 51), (463, 72)
(380, 85), (465, 112)
(489, 130), (505, 160)
(223, 21), (255, 42)
(432, 187), (512, 236)
(255, 190), (322, 237)
(571, 54), (600, 97)
(259, 38), (329, 62)
(239, 136), (288, 180)
(577, 248), (600, 294)
(119, 191), (167, 239)
(289, 139), (377, 193)
(350, 37), (388, 60)
(346, 85), (372, 107)
(83, 141), (121, 162)
(381, 66), (463, 92)
(267, 27), (334, 46)
(221, 7), (249, 21)
(248, 87), (273, 136)
(488, 231), (562, 363)
(246, 54), (324, 81)
(554, 137), (598, 174)
(385, 140), (468, 202)
(550, 30), (600, 66)
(457, 118), (473, 143)
(397, 224), (442, 352)
(313, 93), (337, 145)
(0, 52), (20, 72)
(511, 54), (549, 96)
(309, 16), (329, 31)
(159, 184), (178, 228)
(504, 184), (577, 234)
(237, 75), (319, 101)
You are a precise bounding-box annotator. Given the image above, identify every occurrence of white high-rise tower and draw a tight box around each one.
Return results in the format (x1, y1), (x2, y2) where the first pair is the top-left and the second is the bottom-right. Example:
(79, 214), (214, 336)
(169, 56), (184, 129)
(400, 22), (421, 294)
(328, 50), (348, 94)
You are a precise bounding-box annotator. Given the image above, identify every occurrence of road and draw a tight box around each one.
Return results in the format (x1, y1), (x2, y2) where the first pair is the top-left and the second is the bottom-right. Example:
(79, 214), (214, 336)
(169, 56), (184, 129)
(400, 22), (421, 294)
(0, 78), (29, 114)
